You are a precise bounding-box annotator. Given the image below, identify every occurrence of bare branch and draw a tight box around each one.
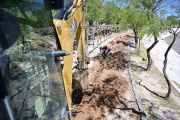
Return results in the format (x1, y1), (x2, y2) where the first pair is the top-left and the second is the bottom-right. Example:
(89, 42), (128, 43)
(154, 0), (176, 12)
(153, 0), (164, 11)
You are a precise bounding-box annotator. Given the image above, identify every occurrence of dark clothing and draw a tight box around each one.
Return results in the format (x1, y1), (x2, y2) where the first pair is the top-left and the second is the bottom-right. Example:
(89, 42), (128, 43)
(99, 45), (111, 58)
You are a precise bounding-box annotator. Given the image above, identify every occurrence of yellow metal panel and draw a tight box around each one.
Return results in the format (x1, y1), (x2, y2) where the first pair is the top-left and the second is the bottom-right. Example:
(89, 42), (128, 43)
(54, 19), (73, 109)
(53, 3), (86, 109)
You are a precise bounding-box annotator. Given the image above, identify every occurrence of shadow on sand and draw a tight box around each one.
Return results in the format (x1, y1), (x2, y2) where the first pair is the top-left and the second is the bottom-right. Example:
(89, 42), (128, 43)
(116, 41), (136, 48)
(101, 88), (146, 118)
(136, 79), (165, 99)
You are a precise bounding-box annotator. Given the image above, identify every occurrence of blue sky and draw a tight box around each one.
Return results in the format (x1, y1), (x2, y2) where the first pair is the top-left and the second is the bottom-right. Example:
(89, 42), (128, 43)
(159, 0), (179, 18)
(103, 0), (179, 18)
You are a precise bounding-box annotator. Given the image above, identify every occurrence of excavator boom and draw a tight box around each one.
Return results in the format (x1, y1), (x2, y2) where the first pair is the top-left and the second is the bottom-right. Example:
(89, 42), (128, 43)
(53, 0), (89, 109)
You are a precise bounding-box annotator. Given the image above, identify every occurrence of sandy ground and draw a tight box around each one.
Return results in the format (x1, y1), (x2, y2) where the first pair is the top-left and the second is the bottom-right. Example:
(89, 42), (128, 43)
(129, 31), (180, 119)
(130, 54), (180, 119)
(71, 31), (141, 120)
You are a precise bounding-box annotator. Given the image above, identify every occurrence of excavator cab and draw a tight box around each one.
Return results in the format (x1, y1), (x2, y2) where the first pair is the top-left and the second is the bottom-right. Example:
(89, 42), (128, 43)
(0, 0), (71, 120)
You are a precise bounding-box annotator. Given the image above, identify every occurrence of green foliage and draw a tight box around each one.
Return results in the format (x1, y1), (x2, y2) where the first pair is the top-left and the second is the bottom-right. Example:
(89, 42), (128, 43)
(146, 16), (167, 38)
(4, 0), (53, 28)
(139, 0), (155, 10)
(103, 1), (121, 24)
(3, 0), (54, 39)
(138, 27), (146, 40)
(86, 0), (105, 24)
(119, 8), (147, 31)
(167, 15), (179, 27)
(86, 0), (122, 24)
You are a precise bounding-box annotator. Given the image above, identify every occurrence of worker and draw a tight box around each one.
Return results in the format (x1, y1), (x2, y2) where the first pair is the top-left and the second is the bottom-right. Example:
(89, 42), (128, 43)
(99, 44), (111, 59)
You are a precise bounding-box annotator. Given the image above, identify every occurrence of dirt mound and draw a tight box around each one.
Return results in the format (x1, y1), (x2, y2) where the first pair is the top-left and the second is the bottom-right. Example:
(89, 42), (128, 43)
(71, 70), (129, 119)
(114, 31), (133, 42)
(111, 34), (131, 53)
(95, 51), (126, 71)
(112, 43), (125, 53)
(84, 72), (128, 104)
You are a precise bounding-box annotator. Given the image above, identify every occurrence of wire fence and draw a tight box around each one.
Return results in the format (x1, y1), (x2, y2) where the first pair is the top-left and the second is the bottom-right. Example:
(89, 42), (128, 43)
(85, 25), (120, 55)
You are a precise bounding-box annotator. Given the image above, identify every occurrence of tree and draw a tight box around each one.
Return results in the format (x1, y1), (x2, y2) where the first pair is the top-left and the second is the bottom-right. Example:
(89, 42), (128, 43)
(116, 0), (178, 71)
(145, 16), (168, 70)
(167, 15), (178, 27)
(137, 0), (170, 70)
(116, 0), (179, 98)
(139, 0), (180, 98)
(103, 1), (121, 24)
(86, 0), (105, 25)
(119, 8), (147, 49)
(163, 3), (180, 99)
(163, 28), (179, 99)
(138, 27), (146, 55)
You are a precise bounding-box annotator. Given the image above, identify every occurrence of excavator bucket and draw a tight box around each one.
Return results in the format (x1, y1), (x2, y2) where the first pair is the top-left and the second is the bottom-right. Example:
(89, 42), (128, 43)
(72, 69), (89, 104)
(72, 88), (83, 104)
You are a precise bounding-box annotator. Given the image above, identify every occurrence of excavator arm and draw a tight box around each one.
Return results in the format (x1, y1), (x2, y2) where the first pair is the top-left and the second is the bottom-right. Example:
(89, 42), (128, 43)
(53, 0), (89, 109)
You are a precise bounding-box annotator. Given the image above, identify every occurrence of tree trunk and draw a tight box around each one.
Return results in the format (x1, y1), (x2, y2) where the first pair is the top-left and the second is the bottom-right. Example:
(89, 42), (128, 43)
(137, 38), (140, 55)
(89, 21), (93, 26)
(147, 36), (159, 71)
(133, 29), (138, 48)
(163, 32), (176, 99)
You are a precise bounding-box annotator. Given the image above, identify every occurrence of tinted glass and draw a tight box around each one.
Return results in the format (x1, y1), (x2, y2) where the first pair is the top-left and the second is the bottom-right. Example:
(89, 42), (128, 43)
(1, 0), (68, 119)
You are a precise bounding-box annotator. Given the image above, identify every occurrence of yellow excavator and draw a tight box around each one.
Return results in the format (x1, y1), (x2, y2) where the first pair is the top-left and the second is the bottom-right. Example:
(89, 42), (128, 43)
(0, 0), (89, 119)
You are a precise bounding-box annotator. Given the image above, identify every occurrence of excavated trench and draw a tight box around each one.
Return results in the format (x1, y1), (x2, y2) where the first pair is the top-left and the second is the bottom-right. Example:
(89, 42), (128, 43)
(71, 33), (140, 120)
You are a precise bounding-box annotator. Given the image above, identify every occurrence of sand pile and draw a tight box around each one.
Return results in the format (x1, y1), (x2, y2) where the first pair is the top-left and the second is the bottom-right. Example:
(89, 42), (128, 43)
(112, 35), (130, 53)
(71, 69), (129, 119)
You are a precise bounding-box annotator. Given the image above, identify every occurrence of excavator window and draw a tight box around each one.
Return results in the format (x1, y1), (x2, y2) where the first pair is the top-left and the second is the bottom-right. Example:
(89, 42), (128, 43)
(0, 0), (69, 120)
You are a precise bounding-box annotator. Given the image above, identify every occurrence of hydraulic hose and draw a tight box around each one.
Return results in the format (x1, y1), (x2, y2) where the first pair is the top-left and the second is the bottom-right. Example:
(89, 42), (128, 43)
(53, 0), (73, 20)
